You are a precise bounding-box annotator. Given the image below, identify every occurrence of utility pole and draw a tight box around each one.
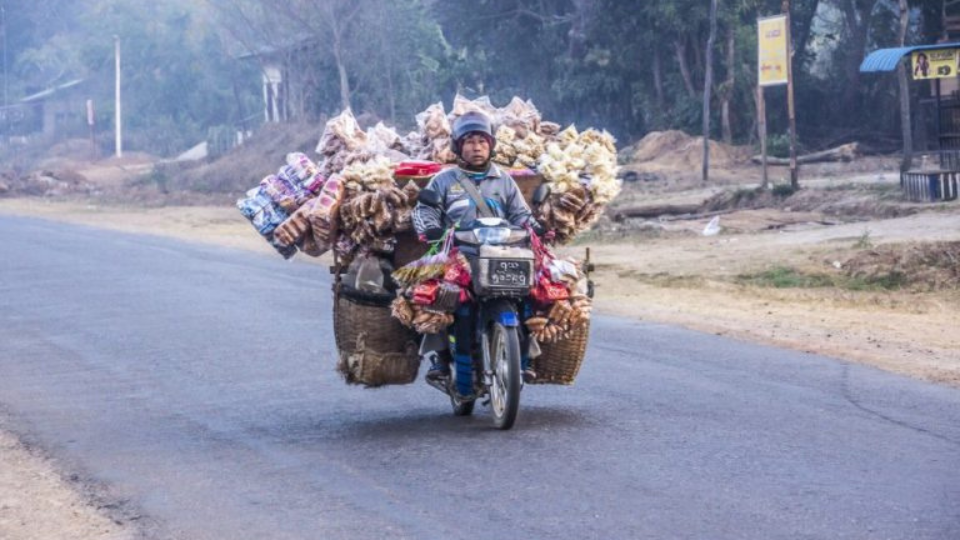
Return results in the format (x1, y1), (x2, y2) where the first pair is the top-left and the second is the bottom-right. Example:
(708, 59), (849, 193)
(114, 35), (122, 158)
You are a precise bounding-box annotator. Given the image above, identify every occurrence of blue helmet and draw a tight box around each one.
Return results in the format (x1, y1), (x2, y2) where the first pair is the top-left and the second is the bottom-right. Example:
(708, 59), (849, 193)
(450, 111), (496, 157)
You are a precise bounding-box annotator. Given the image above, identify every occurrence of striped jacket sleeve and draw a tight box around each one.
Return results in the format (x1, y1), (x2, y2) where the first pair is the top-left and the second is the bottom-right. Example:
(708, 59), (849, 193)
(411, 174), (446, 235)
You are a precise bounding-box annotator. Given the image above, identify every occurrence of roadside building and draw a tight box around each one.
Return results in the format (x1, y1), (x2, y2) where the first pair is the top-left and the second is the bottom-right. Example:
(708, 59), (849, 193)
(18, 78), (88, 138)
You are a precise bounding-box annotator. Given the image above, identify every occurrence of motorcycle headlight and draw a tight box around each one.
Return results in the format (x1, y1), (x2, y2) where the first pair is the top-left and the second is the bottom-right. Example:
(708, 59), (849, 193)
(474, 227), (512, 245)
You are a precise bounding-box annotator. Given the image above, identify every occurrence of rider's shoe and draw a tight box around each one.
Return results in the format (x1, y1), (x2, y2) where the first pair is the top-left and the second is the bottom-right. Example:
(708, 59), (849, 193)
(425, 352), (451, 381)
(522, 368), (537, 383)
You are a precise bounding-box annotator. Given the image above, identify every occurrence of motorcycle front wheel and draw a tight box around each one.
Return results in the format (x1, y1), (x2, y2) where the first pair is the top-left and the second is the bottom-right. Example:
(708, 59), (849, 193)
(488, 322), (522, 430)
(449, 383), (475, 416)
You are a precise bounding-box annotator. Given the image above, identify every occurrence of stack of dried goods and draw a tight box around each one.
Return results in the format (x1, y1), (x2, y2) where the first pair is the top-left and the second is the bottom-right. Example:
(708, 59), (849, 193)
(535, 127), (621, 243)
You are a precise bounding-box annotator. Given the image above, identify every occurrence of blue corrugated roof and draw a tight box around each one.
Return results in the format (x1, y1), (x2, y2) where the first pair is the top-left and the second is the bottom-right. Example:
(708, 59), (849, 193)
(860, 42), (960, 73)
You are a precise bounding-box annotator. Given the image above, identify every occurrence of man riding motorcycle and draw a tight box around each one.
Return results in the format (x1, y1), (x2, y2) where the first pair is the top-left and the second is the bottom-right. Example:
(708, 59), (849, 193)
(411, 110), (542, 384)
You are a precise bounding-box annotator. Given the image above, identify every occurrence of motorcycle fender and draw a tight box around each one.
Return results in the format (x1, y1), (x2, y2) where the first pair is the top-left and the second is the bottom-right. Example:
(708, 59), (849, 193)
(498, 311), (519, 327)
(484, 299), (519, 327)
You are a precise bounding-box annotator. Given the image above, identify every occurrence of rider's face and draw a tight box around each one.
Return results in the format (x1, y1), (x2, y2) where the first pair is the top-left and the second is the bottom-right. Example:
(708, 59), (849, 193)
(460, 133), (491, 167)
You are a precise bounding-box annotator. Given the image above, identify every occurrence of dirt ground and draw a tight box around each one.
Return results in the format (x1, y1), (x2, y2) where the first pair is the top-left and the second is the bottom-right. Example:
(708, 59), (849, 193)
(0, 421), (135, 540)
(1, 133), (959, 538)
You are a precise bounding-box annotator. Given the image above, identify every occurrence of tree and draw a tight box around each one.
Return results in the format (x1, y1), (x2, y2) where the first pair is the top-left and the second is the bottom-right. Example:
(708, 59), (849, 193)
(836, 0), (881, 121)
(703, 0), (719, 181)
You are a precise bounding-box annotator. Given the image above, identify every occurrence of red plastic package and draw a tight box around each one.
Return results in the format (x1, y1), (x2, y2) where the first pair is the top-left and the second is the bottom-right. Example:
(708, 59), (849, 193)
(412, 279), (441, 305)
(394, 160), (443, 177)
(531, 275), (569, 304)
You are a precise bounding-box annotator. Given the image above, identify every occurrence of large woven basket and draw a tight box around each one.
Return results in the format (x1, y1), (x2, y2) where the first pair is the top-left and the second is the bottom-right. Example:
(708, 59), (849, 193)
(531, 319), (590, 385)
(332, 284), (420, 387)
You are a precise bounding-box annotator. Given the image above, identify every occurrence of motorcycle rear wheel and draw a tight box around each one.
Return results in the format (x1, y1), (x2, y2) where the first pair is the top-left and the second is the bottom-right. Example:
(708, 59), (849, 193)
(488, 322), (521, 430)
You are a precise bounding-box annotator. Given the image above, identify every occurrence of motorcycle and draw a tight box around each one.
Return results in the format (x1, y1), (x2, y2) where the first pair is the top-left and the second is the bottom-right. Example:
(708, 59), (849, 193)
(416, 185), (549, 430)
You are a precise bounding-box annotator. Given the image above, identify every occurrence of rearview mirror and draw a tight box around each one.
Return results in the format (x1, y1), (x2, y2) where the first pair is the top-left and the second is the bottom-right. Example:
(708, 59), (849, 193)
(417, 188), (442, 209)
(532, 183), (551, 206)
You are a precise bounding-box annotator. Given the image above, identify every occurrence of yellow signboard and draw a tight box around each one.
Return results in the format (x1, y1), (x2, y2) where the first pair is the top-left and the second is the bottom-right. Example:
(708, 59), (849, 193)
(912, 49), (958, 80)
(758, 16), (789, 86)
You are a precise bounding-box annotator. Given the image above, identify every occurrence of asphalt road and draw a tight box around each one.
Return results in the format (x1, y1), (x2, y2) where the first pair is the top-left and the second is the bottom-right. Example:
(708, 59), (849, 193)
(1, 215), (958, 540)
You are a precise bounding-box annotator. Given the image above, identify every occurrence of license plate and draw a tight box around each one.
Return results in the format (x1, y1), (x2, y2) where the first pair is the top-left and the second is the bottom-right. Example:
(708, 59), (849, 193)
(488, 259), (532, 287)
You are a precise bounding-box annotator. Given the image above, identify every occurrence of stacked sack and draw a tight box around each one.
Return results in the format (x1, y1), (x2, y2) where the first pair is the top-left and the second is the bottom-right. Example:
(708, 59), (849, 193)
(239, 95), (623, 262)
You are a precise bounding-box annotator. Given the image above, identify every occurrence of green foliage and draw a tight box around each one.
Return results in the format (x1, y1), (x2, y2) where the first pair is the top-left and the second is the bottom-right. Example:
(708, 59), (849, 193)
(767, 133), (792, 158)
(2, 0), (259, 158)
(737, 264), (908, 292)
(737, 266), (835, 288)
(845, 271), (907, 291)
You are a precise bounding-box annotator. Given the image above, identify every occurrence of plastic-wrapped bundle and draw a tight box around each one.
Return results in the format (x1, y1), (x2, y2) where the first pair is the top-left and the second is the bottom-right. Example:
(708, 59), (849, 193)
(236, 186), (297, 259)
(415, 102), (455, 164)
(277, 165), (313, 206)
(259, 174), (299, 213)
(274, 200), (314, 247)
(497, 96), (541, 138)
(316, 110), (368, 176)
(365, 122), (404, 152)
(308, 174), (344, 252)
(493, 125), (546, 168)
(237, 186), (288, 235)
(340, 155), (395, 192)
(286, 152), (319, 181)
(416, 102), (451, 140)
(286, 152), (326, 193)
(450, 94), (496, 118)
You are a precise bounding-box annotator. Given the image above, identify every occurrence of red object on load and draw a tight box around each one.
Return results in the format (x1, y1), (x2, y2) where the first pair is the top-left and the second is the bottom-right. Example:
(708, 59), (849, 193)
(394, 161), (443, 177)
(531, 275), (570, 304)
(412, 279), (441, 305)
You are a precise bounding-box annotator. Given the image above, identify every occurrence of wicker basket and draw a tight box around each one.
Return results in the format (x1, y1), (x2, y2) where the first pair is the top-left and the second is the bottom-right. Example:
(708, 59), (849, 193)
(531, 319), (590, 385)
(333, 283), (421, 387)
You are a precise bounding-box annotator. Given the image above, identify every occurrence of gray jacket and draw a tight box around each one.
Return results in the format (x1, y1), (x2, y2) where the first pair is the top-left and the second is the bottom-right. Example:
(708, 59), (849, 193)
(412, 165), (535, 234)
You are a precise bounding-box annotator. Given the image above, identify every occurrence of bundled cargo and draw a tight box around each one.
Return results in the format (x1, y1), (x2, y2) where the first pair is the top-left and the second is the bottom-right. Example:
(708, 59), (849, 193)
(535, 127), (620, 243)
(238, 95), (619, 388)
(524, 232), (593, 385)
(236, 152), (342, 258)
(236, 183), (297, 259)
(389, 233), (469, 335)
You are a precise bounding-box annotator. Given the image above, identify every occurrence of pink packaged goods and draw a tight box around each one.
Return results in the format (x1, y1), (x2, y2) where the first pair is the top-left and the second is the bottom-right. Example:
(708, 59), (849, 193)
(286, 152), (320, 182)
(259, 174), (299, 213)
